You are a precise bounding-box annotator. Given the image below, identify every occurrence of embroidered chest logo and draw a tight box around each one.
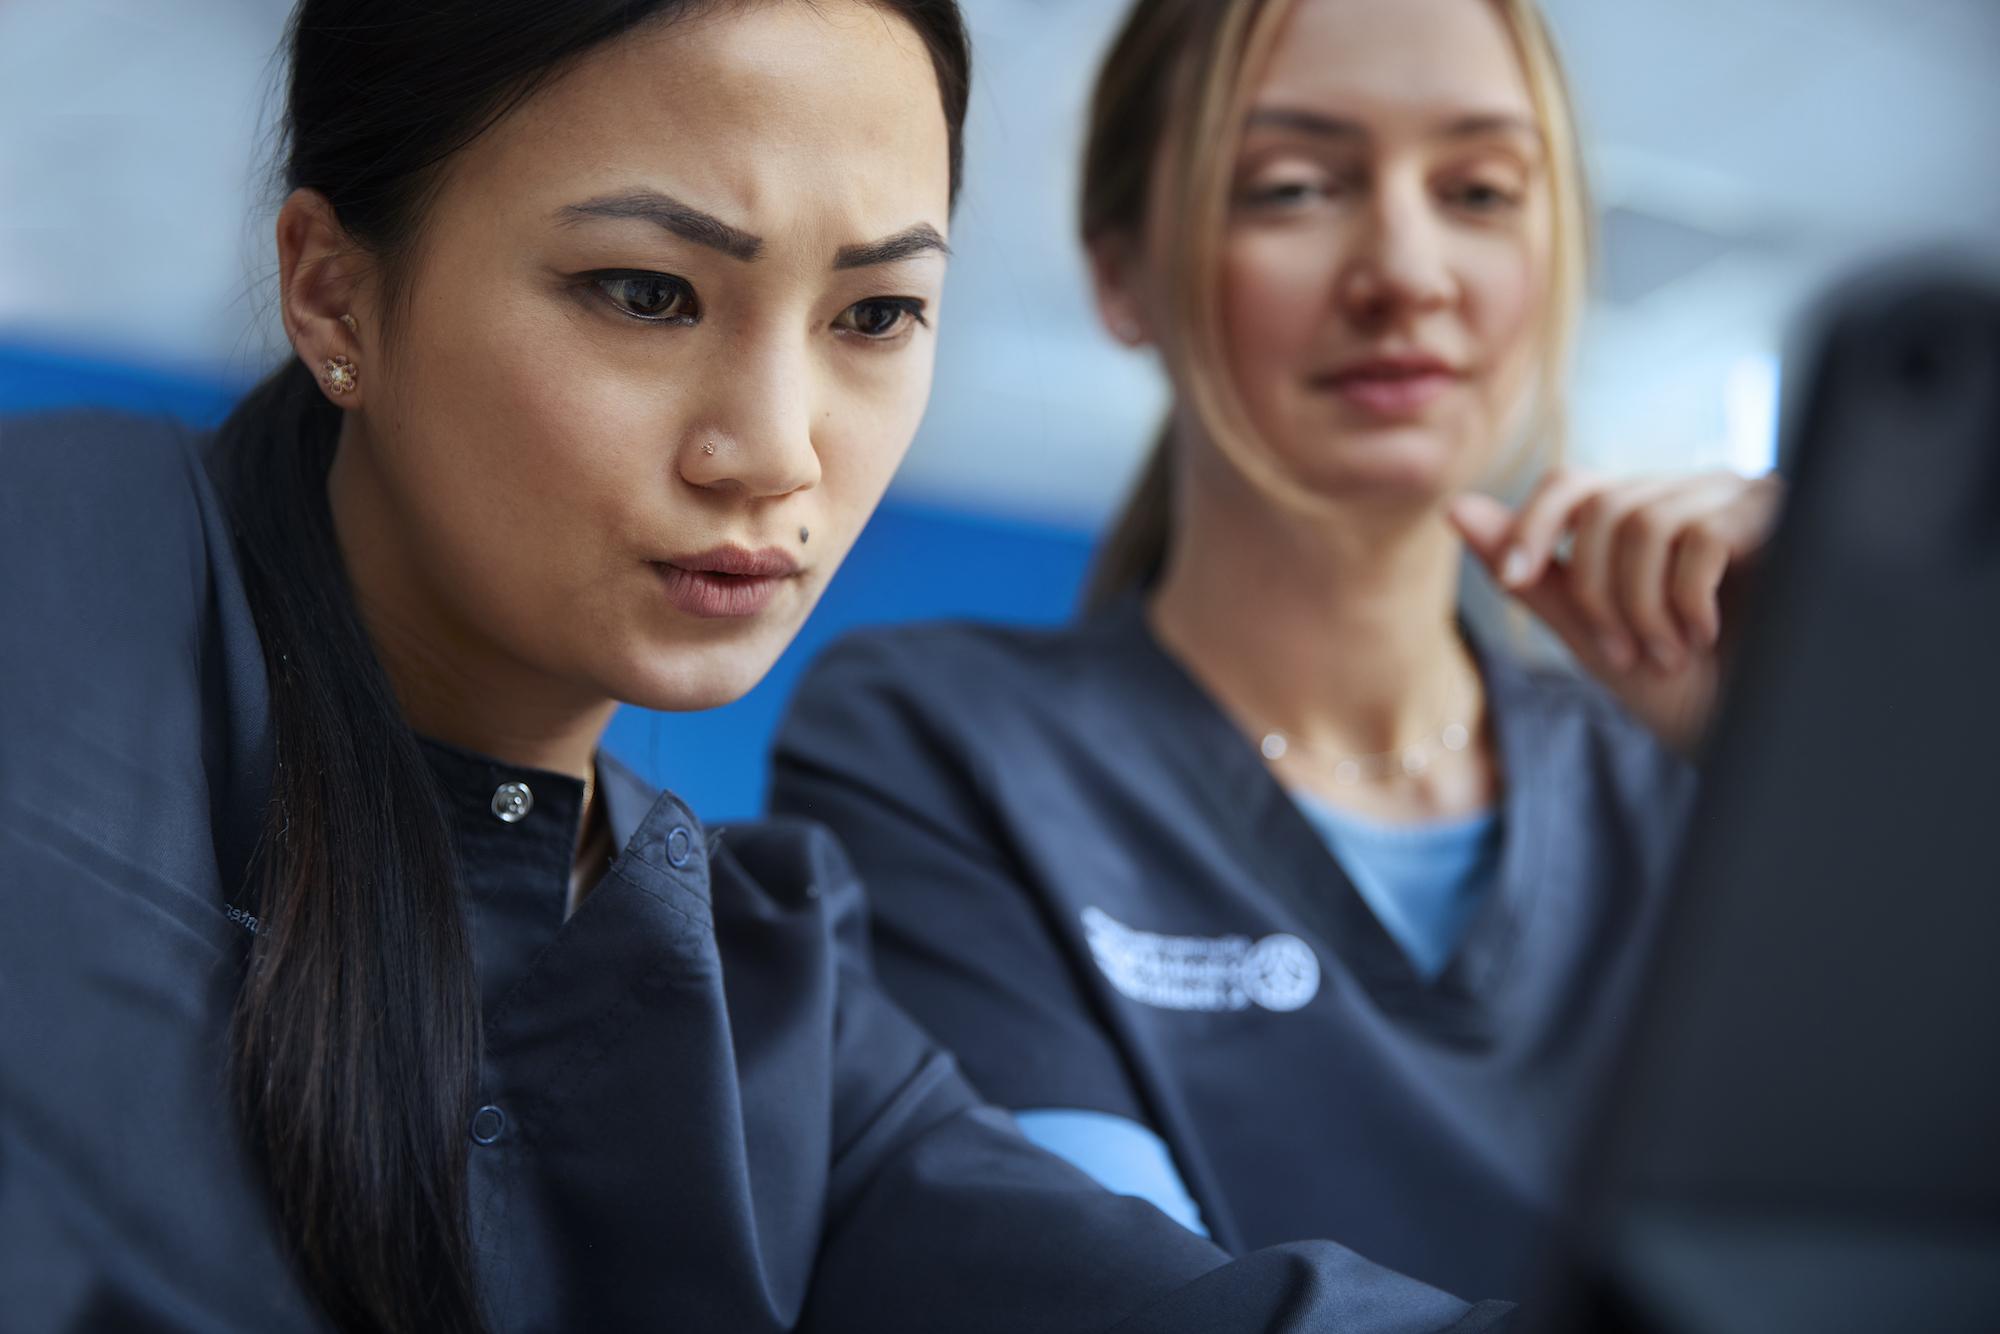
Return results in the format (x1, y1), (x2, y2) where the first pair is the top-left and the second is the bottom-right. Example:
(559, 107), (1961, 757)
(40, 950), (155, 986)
(1080, 906), (1320, 1013)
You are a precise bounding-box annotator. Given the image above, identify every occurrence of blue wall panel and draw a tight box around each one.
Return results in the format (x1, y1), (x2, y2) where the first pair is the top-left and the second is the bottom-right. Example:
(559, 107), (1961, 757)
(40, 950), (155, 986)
(0, 340), (246, 426)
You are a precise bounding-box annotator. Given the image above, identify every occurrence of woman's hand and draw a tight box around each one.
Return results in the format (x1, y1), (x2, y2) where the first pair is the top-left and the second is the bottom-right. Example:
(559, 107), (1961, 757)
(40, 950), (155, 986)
(1448, 469), (1784, 756)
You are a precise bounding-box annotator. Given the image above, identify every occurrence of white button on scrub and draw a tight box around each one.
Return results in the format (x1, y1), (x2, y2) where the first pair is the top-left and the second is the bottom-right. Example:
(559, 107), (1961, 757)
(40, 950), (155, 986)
(491, 781), (534, 824)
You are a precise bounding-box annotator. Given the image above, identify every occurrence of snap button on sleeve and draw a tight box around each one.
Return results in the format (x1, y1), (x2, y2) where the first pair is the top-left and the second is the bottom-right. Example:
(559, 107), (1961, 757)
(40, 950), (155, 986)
(666, 826), (694, 867)
(491, 782), (533, 824)
(469, 1105), (507, 1145)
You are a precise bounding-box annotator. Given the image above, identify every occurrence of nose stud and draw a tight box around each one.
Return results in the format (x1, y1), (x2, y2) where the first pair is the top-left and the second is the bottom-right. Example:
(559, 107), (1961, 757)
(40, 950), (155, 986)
(703, 442), (717, 456)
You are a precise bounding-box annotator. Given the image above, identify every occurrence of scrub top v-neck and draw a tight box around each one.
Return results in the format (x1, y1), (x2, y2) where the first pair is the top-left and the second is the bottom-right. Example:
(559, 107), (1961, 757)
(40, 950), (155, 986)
(771, 599), (1695, 1299)
(0, 414), (1516, 1333)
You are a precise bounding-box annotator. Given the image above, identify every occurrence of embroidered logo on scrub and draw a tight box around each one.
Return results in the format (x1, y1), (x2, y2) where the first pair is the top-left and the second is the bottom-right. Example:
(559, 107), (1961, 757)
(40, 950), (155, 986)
(1080, 906), (1320, 1012)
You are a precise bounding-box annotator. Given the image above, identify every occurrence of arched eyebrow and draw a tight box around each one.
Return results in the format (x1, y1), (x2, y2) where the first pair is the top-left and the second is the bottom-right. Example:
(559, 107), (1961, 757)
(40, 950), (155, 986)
(1440, 113), (1542, 143)
(833, 224), (950, 271)
(1246, 108), (1367, 139)
(1246, 107), (1542, 144)
(555, 191), (949, 271)
(557, 190), (763, 261)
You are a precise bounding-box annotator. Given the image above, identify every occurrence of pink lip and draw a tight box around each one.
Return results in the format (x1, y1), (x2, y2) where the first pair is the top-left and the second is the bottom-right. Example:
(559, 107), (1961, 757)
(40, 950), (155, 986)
(652, 546), (803, 619)
(1317, 353), (1463, 419)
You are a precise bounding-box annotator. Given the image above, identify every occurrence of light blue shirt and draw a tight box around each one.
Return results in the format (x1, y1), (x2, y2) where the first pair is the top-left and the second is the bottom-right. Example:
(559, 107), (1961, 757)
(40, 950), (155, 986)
(1013, 1109), (1209, 1236)
(1293, 796), (1503, 981)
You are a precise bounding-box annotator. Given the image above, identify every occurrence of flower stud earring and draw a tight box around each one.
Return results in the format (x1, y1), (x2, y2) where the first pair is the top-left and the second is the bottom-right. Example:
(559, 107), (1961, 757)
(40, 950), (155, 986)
(322, 354), (357, 395)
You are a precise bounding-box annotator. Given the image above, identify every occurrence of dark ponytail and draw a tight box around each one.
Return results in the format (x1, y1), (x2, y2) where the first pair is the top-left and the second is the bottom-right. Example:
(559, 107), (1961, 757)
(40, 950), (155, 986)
(1073, 0), (1228, 615)
(216, 360), (483, 1332)
(216, 4), (971, 1331)
(1080, 421), (1174, 612)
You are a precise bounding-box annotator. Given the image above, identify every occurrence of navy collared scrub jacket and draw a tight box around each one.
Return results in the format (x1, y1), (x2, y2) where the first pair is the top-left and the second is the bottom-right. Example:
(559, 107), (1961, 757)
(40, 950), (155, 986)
(0, 413), (1511, 1332)
(770, 601), (1695, 1301)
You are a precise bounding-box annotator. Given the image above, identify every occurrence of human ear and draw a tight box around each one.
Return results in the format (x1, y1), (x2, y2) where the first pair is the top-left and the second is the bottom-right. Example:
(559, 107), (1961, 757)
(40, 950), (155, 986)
(1087, 232), (1156, 349)
(276, 187), (371, 405)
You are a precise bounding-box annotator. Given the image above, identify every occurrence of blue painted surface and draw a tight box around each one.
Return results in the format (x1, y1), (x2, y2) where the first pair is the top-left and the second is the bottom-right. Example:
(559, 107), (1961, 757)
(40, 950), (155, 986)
(0, 339), (247, 426)
(3, 341), (1095, 820)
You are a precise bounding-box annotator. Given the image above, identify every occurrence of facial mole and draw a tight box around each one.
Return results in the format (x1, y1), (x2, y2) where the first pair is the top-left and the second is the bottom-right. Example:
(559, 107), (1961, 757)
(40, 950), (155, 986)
(799, 527), (811, 545)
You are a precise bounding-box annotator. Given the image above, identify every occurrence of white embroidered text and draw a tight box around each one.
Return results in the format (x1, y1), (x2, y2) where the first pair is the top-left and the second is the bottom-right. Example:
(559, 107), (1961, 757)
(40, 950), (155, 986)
(1081, 906), (1319, 1012)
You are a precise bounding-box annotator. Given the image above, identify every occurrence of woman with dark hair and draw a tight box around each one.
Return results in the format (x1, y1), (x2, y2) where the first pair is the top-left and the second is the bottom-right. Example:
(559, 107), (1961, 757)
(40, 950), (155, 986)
(771, 0), (1782, 1305)
(0, 2), (1512, 1331)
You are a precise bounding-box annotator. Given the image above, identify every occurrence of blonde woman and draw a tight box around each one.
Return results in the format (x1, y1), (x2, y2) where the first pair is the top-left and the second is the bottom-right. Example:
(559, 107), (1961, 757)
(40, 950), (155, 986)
(771, 0), (1781, 1301)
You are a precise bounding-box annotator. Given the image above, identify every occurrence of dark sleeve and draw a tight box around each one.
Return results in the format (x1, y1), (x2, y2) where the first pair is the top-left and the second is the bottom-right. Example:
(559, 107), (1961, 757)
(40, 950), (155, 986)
(0, 414), (308, 1330)
(769, 632), (1145, 1120)
(784, 823), (1510, 1334)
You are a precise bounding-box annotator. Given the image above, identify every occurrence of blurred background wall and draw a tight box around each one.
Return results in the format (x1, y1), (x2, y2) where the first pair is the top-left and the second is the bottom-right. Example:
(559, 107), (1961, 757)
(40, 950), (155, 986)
(3, 0), (1995, 817)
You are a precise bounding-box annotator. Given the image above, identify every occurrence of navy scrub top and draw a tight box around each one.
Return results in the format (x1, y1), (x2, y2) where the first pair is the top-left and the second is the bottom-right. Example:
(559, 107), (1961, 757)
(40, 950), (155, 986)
(0, 413), (1511, 1333)
(770, 600), (1696, 1301)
